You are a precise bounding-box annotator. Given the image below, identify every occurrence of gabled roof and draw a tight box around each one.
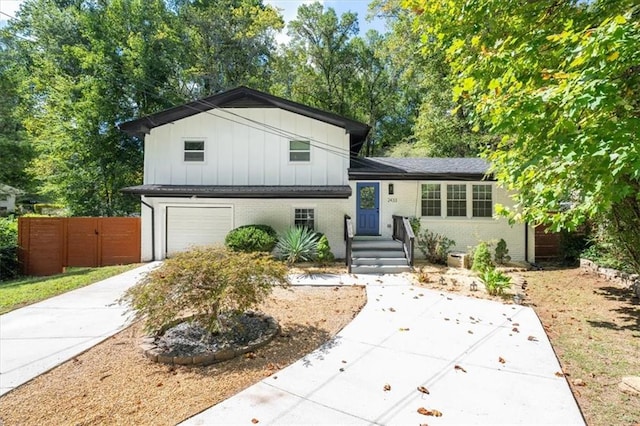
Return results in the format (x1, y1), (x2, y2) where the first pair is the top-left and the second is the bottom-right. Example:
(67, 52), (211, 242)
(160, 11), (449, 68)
(0, 184), (24, 195)
(118, 86), (371, 154)
(349, 157), (492, 181)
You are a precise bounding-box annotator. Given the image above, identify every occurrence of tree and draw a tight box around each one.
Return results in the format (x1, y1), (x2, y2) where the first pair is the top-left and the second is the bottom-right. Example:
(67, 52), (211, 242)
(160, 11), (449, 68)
(405, 0), (640, 271)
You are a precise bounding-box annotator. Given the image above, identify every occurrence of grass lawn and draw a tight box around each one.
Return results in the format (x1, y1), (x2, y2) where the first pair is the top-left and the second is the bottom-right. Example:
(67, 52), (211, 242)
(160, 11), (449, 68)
(0, 264), (141, 314)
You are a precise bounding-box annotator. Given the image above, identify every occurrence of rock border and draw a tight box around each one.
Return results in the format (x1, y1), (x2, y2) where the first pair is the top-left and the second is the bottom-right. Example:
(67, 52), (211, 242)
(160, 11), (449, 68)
(580, 258), (640, 298)
(139, 312), (280, 366)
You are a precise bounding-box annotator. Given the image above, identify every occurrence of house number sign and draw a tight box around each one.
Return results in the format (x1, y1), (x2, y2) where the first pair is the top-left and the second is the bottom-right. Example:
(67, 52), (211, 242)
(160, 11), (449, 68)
(387, 197), (398, 203)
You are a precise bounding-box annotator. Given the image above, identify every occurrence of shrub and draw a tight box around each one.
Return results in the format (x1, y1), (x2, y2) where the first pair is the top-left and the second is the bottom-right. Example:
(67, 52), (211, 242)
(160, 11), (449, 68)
(408, 217), (421, 235)
(416, 229), (456, 264)
(494, 238), (511, 265)
(479, 268), (512, 296)
(122, 246), (289, 334)
(276, 227), (319, 265)
(225, 224), (277, 253)
(0, 217), (19, 281)
(559, 229), (590, 265)
(315, 234), (334, 264)
(472, 241), (493, 273)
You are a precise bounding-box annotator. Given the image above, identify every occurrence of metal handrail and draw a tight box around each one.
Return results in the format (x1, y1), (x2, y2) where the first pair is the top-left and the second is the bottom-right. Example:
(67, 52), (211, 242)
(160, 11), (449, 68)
(344, 215), (354, 272)
(392, 215), (415, 267)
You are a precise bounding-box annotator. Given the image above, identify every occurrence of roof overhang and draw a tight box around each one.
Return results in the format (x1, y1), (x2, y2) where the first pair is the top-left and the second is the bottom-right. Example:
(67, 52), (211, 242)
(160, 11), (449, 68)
(118, 86), (370, 155)
(122, 185), (352, 199)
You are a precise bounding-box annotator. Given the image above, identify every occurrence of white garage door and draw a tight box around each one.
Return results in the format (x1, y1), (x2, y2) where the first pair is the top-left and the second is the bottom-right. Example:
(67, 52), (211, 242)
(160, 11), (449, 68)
(166, 206), (233, 256)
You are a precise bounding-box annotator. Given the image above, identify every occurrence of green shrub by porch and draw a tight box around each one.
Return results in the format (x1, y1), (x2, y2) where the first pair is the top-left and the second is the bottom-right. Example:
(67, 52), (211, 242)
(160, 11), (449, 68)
(225, 224), (278, 253)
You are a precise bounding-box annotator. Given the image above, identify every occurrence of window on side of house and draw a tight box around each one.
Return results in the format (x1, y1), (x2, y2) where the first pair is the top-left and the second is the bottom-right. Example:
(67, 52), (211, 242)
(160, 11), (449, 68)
(294, 208), (315, 230)
(289, 140), (310, 162)
(421, 183), (441, 217)
(184, 140), (205, 162)
(446, 184), (467, 217)
(472, 184), (493, 217)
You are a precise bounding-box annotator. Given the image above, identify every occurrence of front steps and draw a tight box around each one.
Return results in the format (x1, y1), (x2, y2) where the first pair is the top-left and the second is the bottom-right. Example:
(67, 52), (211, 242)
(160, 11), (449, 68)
(350, 237), (412, 274)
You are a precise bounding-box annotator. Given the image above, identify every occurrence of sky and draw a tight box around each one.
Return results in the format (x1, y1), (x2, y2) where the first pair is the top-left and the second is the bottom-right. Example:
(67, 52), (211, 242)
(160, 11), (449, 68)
(0, 0), (387, 39)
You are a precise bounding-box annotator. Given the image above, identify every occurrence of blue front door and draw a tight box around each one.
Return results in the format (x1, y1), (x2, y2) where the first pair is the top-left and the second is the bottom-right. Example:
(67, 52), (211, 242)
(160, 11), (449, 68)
(356, 182), (379, 235)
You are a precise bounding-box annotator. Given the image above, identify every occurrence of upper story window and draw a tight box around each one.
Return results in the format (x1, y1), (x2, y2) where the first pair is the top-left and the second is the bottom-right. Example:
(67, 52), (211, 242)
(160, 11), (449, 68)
(294, 208), (315, 230)
(289, 140), (310, 162)
(184, 140), (205, 162)
(421, 184), (441, 217)
(472, 184), (493, 217)
(447, 184), (467, 217)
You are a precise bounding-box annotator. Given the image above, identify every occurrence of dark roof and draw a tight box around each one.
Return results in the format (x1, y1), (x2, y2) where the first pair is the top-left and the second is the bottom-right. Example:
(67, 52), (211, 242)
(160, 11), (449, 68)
(118, 86), (371, 154)
(121, 185), (352, 199)
(349, 157), (492, 181)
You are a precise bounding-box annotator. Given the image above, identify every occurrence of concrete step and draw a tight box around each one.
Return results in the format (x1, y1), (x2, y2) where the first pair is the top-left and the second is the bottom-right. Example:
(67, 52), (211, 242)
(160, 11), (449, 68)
(352, 257), (409, 266)
(352, 239), (404, 250)
(351, 249), (406, 258)
(350, 264), (413, 274)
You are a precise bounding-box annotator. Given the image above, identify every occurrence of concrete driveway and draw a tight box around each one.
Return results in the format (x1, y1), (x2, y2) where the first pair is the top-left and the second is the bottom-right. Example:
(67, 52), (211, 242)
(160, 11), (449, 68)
(183, 274), (585, 425)
(0, 262), (160, 396)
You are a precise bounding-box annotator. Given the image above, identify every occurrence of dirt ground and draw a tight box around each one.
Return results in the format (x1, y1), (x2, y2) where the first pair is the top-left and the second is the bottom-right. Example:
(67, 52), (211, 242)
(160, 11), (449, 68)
(522, 266), (640, 426)
(0, 286), (366, 426)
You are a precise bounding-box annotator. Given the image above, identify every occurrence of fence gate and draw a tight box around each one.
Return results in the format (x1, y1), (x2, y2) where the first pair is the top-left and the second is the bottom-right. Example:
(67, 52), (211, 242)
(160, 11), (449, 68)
(18, 217), (141, 276)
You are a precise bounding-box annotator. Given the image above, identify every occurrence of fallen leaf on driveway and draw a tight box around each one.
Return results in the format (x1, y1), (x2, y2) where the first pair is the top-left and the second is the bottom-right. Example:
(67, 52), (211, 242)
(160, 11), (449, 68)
(383, 384), (391, 391)
(251, 419), (259, 424)
(555, 371), (566, 377)
(527, 335), (538, 341)
(512, 327), (519, 333)
(454, 365), (467, 373)
(417, 386), (430, 394)
(572, 379), (586, 386)
(389, 307), (396, 312)
(498, 357), (506, 364)
(417, 407), (442, 417)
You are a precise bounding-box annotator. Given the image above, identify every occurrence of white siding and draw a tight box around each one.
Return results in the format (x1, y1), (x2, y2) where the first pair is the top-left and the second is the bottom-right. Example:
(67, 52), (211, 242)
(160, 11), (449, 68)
(143, 108), (350, 186)
(140, 196), (351, 261)
(350, 180), (533, 262)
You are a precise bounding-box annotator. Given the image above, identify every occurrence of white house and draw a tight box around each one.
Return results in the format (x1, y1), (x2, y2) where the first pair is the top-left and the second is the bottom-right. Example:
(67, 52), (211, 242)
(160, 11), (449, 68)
(0, 184), (23, 216)
(120, 87), (535, 270)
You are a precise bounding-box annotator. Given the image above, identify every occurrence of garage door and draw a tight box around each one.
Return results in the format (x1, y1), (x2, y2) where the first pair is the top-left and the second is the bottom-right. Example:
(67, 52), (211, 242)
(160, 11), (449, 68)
(166, 206), (233, 256)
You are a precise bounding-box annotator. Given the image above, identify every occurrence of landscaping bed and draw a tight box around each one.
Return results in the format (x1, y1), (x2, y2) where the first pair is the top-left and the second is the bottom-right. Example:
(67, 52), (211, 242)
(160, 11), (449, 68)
(0, 285), (366, 425)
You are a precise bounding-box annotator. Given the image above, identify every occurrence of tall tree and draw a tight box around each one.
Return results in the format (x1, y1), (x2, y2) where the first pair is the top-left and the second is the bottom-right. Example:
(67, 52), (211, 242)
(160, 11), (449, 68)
(10, 0), (182, 215)
(405, 0), (640, 270)
(178, 0), (283, 96)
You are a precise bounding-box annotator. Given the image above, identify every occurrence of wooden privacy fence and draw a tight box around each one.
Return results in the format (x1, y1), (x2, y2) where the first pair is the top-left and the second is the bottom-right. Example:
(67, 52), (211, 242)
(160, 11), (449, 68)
(18, 217), (141, 276)
(535, 224), (561, 261)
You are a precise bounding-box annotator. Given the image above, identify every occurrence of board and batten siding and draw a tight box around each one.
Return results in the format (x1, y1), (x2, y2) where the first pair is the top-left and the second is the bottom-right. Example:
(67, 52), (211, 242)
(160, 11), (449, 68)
(143, 108), (351, 186)
(141, 196), (351, 261)
(351, 180), (535, 262)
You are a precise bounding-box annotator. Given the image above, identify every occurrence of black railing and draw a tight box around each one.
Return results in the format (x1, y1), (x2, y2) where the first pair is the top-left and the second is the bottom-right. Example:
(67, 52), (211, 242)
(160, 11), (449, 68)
(392, 215), (415, 267)
(344, 214), (354, 272)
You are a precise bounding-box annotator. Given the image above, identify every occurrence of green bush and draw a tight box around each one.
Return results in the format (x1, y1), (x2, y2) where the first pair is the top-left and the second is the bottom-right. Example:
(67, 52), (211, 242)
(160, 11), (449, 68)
(225, 224), (278, 253)
(409, 217), (421, 235)
(276, 227), (319, 265)
(472, 241), (493, 273)
(122, 246), (289, 334)
(416, 229), (456, 264)
(0, 217), (19, 281)
(494, 238), (511, 265)
(315, 234), (334, 264)
(479, 268), (512, 296)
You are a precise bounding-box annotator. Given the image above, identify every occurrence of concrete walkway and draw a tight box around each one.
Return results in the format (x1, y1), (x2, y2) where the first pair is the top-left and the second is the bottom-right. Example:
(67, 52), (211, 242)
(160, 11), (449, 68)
(183, 274), (585, 425)
(0, 262), (160, 396)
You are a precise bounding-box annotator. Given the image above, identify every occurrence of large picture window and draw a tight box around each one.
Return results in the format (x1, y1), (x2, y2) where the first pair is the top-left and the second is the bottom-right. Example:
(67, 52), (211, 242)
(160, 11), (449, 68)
(446, 184), (467, 217)
(472, 185), (493, 217)
(294, 208), (315, 229)
(184, 140), (205, 162)
(289, 140), (310, 162)
(421, 184), (441, 217)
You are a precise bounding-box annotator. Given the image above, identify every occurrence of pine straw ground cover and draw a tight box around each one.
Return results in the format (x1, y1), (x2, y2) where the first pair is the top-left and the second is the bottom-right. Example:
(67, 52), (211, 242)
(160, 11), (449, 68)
(0, 286), (366, 425)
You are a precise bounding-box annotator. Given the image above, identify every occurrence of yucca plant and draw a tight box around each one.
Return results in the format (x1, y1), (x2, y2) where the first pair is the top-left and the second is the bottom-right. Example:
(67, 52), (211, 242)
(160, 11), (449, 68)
(276, 227), (319, 265)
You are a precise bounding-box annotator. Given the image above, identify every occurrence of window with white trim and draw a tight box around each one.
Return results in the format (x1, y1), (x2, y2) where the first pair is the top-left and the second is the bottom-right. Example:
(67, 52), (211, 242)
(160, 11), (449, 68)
(294, 208), (315, 229)
(289, 140), (310, 162)
(421, 184), (441, 216)
(472, 184), (493, 217)
(184, 140), (205, 162)
(447, 184), (467, 217)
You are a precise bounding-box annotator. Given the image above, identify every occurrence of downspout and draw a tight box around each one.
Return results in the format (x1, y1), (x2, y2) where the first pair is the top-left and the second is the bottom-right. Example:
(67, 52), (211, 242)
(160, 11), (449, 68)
(524, 222), (529, 263)
(140, 198), (155, 261)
